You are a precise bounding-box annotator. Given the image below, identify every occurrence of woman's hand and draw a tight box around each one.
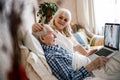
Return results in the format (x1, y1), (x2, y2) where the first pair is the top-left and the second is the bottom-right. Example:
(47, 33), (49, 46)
(87, 48), (98, 56)
(32, 23), (44, 32)
(86, 56), (108, 72)
(74, 45), (97, 56)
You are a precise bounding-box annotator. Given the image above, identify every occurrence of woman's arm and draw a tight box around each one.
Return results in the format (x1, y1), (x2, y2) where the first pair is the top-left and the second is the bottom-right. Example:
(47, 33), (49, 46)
(32, 23), (44, 32)
(70, 35), (88, 55)
(74, 45), (97, 56)
(72, 35), (97, 56)
(74, 44), (88, 55)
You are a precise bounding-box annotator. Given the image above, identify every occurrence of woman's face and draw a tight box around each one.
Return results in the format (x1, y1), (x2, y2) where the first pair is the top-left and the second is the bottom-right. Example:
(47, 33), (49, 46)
(54, 13), (69, 32)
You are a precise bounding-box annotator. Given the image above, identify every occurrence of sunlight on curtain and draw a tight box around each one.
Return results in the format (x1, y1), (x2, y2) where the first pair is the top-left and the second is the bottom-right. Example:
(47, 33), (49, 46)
(93, 0), (120, 35)
(76, 0), (95, 34)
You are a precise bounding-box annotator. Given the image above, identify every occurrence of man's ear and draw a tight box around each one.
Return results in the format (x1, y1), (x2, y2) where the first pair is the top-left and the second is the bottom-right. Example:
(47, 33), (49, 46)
(39, 35), (45, 43)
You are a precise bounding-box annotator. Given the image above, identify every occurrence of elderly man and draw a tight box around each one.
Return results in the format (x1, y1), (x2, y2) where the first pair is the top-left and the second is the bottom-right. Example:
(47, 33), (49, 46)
(33, 24), (108, 80)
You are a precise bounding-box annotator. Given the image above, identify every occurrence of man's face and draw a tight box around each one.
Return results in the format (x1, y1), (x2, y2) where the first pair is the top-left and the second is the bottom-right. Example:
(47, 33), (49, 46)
(41, 26), (57, 46)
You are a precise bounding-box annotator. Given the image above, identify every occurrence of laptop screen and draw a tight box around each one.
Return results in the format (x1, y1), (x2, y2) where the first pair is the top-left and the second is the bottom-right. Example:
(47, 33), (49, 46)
(104, 23), (120, 50)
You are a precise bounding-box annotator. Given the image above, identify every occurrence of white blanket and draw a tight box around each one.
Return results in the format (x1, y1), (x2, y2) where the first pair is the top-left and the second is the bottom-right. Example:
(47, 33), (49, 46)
(72, 52), (120, 80)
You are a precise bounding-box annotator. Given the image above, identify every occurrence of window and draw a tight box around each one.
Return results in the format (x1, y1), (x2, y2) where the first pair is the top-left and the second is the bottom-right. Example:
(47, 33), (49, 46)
(93, 0), (120, 35)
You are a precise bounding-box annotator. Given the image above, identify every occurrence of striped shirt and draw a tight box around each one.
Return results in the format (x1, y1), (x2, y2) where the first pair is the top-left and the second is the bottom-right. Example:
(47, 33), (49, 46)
(42, 44), (91, 80)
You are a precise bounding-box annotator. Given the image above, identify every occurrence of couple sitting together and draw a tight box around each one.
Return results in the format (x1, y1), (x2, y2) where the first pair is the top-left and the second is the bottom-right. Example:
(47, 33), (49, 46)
(32, 8), (120, 80)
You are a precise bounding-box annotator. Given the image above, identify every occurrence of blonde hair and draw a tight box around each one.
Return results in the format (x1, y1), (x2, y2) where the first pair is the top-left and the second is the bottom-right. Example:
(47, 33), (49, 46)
(49, 8), (72, 37)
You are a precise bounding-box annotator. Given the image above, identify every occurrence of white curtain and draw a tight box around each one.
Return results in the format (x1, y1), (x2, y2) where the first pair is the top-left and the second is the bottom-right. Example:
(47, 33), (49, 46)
(76, 0), (95, 33)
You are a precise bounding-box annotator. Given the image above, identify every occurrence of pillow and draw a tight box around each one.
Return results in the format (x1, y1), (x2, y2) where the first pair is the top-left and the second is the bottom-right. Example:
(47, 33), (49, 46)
(26, 52), (57, 80)
(73, 33), (86, 45)
(20, 45), (29, 67)
(73, 32), (89, 49)
(90, 35), (104, 46)
(77, 31), (88, 44)
(23, 31), (57, 80)
(23, 31), (44, 55)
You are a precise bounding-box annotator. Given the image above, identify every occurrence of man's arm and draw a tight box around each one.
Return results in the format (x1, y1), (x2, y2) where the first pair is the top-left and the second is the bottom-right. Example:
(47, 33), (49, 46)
(86, 56), (108, 72)
(45, 52), (91, 80)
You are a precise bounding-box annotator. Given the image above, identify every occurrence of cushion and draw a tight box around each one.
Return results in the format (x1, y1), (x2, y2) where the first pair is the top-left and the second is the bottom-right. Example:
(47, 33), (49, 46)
(23, 31), (57, 80)
(23, 31), (44, 55)
(26, 63), (42, 80)
(77, 31), (88, 44)
(23, 31), (51, 71)
(90, 35), (104, 46)
(73, 33), (86, 45)
(73, 32), (89, 49)
(27, 52), (57, 80)
(20, 45), (29, 67)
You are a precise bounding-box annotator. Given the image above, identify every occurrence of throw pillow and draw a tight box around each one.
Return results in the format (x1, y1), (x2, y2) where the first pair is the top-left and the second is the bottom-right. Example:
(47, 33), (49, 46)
(73, 32), (89, 49)
(23, 31), (44, 55)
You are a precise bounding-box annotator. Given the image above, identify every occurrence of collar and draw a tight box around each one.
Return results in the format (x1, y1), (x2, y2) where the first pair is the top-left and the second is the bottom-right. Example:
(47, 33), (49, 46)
(41, 44), (61, 52)
(41, 44), (70, 55)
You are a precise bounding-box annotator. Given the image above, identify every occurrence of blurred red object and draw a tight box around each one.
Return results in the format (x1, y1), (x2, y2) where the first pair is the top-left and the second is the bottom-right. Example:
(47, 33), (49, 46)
(8, 64), (28, 80)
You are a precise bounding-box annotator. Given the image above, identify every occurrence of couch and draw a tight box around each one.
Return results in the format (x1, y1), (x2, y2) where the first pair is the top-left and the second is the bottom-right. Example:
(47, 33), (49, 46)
(21, 31), (103, 80)
(21, 31), (120, 80)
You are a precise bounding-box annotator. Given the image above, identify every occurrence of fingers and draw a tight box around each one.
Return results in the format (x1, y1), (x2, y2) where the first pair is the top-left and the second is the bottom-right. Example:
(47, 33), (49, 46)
(87, 49), (98, 56)
(32, 23), (44, 32)
(95, 56), (108, 68)
(100, 56), (108, 66)
(86, 56), (109, 72)
(90, 56), (108, 70)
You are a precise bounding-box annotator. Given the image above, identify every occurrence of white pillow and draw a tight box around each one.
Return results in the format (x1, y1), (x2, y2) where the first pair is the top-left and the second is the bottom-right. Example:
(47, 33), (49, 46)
(23, 31), (44, 55)
(27, 52), (57, 80)
(20, 45), (29, 67)
(77, 31), (88, 44)
(23, 32), (57, 79)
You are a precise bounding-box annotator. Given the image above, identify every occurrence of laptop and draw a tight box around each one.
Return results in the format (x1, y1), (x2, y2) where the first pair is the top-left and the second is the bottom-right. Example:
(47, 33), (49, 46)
(92, 23), (120, 58)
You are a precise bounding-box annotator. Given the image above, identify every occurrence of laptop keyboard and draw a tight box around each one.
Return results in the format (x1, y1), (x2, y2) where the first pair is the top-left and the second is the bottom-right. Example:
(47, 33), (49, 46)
(95, 48), (113, 57)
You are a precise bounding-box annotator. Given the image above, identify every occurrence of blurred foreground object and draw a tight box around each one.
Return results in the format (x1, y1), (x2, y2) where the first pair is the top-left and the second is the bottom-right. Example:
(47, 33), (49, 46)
(0, 0), (29, 80)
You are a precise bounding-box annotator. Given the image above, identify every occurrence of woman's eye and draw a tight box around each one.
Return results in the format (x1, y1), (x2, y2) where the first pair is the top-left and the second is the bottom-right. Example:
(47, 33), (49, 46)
(59, 17), (63, 19)
(64, 19), (68, 22)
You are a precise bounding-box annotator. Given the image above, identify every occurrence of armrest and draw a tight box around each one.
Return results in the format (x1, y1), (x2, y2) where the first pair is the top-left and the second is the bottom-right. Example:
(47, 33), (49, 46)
(90, 35), (104, 46)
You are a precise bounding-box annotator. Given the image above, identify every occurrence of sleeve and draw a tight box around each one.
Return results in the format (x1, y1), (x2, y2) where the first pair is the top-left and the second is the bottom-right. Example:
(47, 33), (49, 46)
(45, 52), (91, 80)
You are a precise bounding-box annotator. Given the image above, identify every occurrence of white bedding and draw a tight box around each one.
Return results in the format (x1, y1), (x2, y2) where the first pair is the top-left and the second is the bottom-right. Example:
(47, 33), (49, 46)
(72, 51), (120, 80)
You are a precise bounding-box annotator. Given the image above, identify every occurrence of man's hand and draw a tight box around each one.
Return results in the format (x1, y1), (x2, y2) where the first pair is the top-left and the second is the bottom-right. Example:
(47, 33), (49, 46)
(32, 23), (44, 32)
(86, 56), (108, 72)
